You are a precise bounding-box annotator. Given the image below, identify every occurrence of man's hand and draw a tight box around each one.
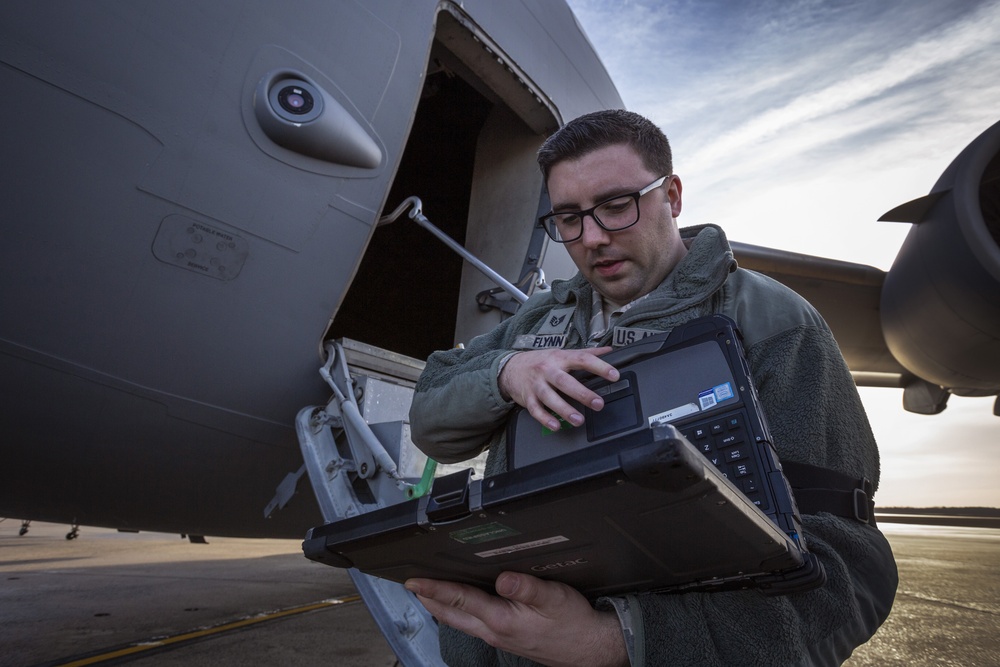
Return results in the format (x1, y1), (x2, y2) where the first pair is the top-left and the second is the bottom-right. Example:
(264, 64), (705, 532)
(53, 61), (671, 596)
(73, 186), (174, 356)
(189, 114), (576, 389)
(499, 347), (618, 431)
(405, 572), (628, 667)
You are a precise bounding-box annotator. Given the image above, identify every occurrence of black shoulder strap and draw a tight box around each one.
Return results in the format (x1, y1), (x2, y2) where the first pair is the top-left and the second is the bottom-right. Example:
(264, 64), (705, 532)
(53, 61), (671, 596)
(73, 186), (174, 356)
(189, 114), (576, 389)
(781, 461), (877, 527)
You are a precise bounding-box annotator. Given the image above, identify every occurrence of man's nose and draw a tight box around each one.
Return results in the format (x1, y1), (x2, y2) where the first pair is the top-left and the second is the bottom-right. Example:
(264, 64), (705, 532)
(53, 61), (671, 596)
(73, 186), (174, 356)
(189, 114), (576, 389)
(578, 213), (611, 248)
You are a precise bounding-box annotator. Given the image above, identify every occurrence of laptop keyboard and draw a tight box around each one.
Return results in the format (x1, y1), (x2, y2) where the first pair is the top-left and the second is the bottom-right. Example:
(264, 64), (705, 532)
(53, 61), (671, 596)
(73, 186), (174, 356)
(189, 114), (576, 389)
(678, 410), (770, 513)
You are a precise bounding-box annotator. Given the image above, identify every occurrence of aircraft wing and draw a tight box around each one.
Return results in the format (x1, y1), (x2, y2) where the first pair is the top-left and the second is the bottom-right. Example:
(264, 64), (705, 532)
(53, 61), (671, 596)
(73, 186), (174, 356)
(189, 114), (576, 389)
(730, 242), (906, 382)
(734, 118), (1000, 416)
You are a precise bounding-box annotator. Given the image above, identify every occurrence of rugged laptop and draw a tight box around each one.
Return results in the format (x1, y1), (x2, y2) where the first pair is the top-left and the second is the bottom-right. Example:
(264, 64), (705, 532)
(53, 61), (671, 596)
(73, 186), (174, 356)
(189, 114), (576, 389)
(303, 315), (824, 597)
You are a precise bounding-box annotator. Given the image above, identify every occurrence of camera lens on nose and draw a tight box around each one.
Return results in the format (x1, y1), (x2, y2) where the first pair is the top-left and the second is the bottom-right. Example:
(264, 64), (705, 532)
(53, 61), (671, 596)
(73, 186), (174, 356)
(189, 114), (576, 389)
(263, 77), (324, 126)
(277, 85), (314, 115)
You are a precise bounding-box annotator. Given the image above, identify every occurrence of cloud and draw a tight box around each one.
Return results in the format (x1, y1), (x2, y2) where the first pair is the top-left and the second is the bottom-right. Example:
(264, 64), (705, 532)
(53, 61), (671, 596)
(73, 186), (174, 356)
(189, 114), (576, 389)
(567, 0), (1000, 183)
(677, 2), (1000, 181)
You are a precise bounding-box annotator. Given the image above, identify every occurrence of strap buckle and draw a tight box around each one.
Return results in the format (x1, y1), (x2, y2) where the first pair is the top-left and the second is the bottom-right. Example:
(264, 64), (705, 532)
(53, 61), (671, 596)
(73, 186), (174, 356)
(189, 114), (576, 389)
(852, 478), (875, 525)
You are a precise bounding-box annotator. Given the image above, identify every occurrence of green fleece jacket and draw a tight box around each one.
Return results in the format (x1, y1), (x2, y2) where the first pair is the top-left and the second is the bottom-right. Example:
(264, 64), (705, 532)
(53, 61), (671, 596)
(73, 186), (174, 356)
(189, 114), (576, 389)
(409, 224), (897, 666)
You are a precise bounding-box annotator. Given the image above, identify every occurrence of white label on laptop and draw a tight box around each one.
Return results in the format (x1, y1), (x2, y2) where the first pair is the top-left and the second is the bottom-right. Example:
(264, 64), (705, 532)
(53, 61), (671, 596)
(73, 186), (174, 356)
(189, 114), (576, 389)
(648, 402), (700, 427)
(474, 535), (569, 558)
(698, 389), (718, 410)
(449, 522), (521, 545)
(699, 382), (734, 410)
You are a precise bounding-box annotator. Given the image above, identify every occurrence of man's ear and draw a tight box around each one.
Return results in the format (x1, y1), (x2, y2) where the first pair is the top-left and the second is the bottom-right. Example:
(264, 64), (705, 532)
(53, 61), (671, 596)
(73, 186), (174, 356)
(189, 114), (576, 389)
(667, 175), (683, 218)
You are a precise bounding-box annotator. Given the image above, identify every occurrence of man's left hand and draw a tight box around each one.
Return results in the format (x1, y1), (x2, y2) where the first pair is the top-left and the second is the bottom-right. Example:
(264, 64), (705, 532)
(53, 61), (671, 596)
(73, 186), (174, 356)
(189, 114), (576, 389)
(405, 571), (628, 667)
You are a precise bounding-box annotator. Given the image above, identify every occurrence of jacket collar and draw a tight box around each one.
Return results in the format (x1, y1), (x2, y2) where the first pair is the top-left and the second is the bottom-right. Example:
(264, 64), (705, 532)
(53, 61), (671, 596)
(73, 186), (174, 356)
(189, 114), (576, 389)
(549, 223), (736, 307)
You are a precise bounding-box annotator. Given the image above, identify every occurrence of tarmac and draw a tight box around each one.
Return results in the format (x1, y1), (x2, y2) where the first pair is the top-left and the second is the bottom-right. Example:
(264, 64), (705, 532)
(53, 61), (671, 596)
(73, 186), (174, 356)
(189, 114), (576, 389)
(2, 519), (998, 666)
(0, 521), (397, 666)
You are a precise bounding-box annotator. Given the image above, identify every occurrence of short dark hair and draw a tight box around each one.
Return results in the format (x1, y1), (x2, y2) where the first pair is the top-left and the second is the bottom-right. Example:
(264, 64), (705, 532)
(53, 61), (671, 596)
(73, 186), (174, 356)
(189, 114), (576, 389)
(537, 109), (673, 182)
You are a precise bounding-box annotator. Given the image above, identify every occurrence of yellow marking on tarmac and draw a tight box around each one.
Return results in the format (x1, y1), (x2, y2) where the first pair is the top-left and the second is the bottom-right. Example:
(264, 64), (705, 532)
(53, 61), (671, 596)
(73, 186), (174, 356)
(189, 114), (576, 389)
(54, 594), (362, 666)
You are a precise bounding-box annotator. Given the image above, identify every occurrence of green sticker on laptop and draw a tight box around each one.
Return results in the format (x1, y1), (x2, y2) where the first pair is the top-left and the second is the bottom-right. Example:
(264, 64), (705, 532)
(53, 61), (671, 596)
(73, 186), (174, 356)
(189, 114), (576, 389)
(449, 522), (521, 544)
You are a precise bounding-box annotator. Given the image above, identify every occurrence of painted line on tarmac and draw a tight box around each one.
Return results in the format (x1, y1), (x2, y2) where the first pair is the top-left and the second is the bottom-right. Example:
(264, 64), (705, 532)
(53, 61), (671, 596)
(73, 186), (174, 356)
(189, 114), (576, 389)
(48, 594), (362, 666)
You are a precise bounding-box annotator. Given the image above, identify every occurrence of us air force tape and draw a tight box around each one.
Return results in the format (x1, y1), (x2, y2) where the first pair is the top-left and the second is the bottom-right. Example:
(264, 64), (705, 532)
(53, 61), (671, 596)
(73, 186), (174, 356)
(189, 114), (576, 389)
(612, 326), (662, 348)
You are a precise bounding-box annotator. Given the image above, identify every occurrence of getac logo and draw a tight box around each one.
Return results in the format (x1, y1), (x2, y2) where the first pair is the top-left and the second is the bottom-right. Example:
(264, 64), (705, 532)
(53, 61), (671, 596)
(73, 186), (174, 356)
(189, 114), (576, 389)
(530, 558), (588, 572)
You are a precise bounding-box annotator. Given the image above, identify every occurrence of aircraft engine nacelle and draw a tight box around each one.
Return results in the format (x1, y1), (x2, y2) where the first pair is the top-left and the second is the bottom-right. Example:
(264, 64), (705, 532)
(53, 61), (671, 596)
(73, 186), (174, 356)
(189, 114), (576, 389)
(879, 119), (1000, 411)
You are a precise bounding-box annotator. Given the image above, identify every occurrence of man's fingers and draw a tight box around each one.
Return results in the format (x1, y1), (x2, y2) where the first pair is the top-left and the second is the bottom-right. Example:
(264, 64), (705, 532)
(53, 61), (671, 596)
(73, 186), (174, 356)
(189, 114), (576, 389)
(406, 578), (490, 611)
(549, 367), (607, 411)
(495, 571), (567, 609)
(500, 347), (622, 431)
(526, 389), (582, 431)
(571, 346), (619, 382)
(408, 574), (625, 665)
(538, 349), (619, 427)
(405, 577), (541, 648)
(405, 579), (494, 635)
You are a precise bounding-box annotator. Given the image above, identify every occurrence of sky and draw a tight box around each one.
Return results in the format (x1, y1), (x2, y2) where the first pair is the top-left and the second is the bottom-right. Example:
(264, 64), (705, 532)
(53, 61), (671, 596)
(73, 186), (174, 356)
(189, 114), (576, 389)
(564, 0), (1000, 507)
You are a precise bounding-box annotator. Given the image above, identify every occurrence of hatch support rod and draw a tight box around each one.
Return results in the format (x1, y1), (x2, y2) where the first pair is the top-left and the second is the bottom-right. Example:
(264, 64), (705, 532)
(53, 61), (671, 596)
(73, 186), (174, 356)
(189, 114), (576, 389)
(379, 197), (528, 305)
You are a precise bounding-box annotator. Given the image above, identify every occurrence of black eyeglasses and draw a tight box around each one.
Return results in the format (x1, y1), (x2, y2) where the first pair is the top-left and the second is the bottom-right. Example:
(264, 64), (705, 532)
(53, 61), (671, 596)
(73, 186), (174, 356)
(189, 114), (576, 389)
(538, 175), (668, 243)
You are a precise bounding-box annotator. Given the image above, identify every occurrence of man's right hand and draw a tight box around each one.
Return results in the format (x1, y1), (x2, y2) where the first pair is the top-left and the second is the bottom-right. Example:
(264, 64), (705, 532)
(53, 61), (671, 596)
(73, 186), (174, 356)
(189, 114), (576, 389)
(499, 347), (619, 431)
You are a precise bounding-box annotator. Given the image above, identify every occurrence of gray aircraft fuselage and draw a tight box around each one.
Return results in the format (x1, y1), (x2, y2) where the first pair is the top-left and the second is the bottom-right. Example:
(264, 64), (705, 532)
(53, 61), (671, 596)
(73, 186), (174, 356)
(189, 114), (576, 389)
(0, 0), (620, 537)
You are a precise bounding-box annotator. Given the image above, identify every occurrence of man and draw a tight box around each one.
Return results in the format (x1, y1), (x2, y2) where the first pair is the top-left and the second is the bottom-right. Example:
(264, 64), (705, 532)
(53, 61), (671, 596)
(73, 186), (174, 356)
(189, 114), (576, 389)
(406, 109), (897, 666)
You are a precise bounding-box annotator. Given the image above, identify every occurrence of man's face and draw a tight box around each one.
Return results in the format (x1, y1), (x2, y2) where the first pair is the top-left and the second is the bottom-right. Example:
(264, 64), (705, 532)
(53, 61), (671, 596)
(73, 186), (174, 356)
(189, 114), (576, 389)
(546, 143), (684, 305)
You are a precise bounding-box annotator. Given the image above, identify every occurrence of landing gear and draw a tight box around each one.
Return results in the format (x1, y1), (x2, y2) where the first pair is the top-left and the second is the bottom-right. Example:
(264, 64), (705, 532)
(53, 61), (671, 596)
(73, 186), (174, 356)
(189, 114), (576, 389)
(12, 519), (80, 538)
